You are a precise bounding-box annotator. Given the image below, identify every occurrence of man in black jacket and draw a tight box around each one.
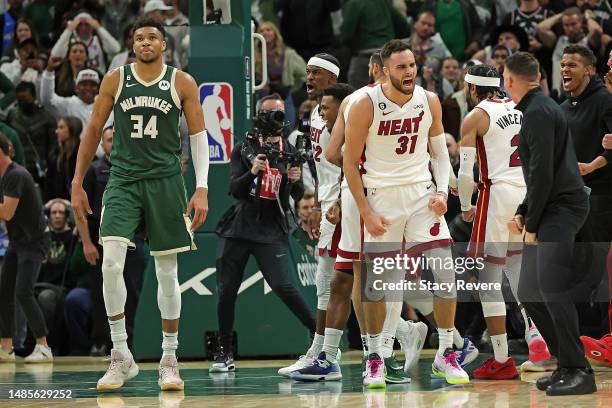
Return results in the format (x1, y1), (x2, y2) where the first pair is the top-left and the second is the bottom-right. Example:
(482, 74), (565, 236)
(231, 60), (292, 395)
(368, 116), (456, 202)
(504, 52), (595, 396)
(559, 42), (612, 324)
(212, 94), (315, 372)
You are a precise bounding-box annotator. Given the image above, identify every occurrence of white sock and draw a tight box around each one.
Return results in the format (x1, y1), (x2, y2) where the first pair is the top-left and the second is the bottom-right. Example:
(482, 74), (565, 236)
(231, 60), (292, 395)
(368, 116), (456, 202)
(361, 334), (369, 356)
(520, 306), (530, 337)
(491, 333), (508, 363)
(162, 331), (178, 358)
(368, 333), (382, 357)
(109, 318), (130, 356)
(453, 327), (464, 349)
(437, 328), (454, 356)
(381, 334), (395, 358)
(307, 333), (325, 358)
(321, 328), (342, 362)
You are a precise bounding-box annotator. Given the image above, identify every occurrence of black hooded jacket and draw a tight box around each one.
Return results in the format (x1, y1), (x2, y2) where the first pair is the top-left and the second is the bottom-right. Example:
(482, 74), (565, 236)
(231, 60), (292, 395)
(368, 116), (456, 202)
(561, 76), (612, 195)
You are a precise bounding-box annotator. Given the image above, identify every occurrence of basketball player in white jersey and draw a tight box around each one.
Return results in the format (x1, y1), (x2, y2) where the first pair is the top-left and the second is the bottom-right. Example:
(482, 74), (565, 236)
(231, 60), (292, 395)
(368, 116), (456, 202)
(458, 64), (552, 378)
(278, 54), (343, 377)
(291, 53), (426, 385)
(344, 40), (468, 387)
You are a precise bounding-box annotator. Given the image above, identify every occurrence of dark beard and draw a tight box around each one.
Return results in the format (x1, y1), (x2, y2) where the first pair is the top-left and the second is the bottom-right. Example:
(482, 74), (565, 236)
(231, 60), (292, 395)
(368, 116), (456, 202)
(389, 75), (413, 96)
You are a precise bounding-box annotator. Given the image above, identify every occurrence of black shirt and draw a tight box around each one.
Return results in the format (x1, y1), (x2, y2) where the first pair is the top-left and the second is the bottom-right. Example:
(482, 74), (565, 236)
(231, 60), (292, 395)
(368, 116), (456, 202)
(83, 156), (111, 241)
(39, 229), (73, 286)
(561, 76), (612, 195)
(515, 88), (585, 233)
(217, 138), (305, 244)
(0, 162), (46, 244)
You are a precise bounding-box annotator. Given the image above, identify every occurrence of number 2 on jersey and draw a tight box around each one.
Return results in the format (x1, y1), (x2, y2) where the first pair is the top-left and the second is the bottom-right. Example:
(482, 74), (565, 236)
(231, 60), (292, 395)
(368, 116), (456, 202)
(396, 135), (418, 155)
(314, 145), (322, 162)
(130, 115), (159, 139)
(509, 134), (521, 167)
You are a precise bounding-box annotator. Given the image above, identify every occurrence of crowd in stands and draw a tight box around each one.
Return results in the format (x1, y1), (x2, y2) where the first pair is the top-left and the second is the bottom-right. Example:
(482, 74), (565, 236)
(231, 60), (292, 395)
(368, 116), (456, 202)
(0, 0), (610, 356)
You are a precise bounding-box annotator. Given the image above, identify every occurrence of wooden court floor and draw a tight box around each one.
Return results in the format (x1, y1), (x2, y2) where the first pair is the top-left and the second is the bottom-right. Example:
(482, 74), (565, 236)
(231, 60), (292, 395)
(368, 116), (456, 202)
(0, 350), (611, 407)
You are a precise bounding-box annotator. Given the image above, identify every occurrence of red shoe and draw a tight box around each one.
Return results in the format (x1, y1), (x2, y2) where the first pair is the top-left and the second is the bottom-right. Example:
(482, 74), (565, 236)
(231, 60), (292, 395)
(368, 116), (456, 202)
(473, 357), (519, 380)
(580, 334), (612, 367)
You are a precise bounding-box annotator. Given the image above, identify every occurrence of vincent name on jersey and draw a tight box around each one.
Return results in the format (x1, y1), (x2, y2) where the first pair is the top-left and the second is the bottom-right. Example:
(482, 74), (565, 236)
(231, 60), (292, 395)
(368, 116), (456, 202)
(495, 113), (522, 130)
(120, 96), (173, 114)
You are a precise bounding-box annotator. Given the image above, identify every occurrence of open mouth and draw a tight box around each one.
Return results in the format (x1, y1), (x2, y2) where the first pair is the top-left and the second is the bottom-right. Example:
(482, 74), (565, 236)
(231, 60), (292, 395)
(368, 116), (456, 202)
(306, 83), (315, 93)
(562, 76), (573, 86)
(402, 78), (414, 87)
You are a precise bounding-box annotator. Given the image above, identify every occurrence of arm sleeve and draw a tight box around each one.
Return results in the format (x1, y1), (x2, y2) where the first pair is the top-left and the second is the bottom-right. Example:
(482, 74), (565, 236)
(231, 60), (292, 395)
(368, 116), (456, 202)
(189, 130), (209, 189)
(457, 146), (476, 211)
(50, 28), (72, 57)
(523, 114), (555, 232)
(229, 142), (257, 200)
(429, 134), (451, 194)
(96, 28), (121, 56)
(0, 70), (15, 110)
(40, 71), (66, 117)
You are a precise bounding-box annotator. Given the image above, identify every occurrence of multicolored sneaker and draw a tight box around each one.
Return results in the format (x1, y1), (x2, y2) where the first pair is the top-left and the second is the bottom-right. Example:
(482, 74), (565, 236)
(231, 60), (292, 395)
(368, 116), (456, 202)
(209, 347), (235, 373)
(455, 337), (479, 367)
(526, 326), (551, 363)
(397, 321), (428, 372)
(278, 354), (314, 378)
(363, 353), (386, 389)
(580, 334), (612, 367)
(290, 352), (342, 382)
(473, 357), (519, 380)
(383, 355), (410, 384)
(432, 348), (470, 385)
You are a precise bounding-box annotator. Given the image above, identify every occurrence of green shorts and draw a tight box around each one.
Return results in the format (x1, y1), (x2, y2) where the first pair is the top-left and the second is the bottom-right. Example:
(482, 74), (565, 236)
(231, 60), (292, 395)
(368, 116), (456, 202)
(99, 173), (196, 256)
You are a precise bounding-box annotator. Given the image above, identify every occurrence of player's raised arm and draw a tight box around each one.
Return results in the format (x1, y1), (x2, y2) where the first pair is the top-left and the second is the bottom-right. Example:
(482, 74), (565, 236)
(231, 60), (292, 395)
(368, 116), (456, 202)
(325, 97), (349, 167)
(177, 71), (209, 230)
(71, 68), (119, 222)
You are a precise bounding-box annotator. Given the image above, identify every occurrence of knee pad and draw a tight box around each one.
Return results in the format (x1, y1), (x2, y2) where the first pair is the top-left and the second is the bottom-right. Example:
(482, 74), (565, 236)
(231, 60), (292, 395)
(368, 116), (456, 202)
(155, 253), (181, 320)
(316, 254), (335, 310)
(101, 241), (128, 317)
(481, 300), (506, 318)
(424, 247), (456, 299)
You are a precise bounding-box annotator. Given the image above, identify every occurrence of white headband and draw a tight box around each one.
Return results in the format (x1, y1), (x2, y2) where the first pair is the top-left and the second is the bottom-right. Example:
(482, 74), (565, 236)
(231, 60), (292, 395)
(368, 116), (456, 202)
(464, 73), (500, 87)
(307, 57), (340, 77)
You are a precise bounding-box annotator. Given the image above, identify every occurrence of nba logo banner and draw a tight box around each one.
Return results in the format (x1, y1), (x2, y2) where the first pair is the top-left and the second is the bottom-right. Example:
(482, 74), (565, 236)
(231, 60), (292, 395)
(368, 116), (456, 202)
(199, 82), (233, 163)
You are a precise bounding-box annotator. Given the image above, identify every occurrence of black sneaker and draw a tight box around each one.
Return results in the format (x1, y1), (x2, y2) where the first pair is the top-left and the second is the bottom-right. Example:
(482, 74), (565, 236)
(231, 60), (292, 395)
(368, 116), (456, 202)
(209, 347), (235, 372)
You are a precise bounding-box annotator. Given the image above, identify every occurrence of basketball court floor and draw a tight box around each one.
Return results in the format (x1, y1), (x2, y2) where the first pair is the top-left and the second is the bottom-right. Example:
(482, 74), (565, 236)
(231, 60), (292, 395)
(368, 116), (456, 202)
(1, 350), (611, 407)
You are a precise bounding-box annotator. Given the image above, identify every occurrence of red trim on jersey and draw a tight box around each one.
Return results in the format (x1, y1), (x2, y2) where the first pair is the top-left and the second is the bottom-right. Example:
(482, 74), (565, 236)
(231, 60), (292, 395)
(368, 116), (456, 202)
(506, 249), (523, 257)
(405, 238), (453, 256)
(484, 255), (506, 265)
(337, 248), (360, 260)
(477, 132), (490, 183)
(334, 261), (354, 272)
(468, 182), (491, 259)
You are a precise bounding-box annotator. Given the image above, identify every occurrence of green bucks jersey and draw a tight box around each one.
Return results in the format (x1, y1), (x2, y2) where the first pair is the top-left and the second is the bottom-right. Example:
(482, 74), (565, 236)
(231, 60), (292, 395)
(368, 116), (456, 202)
(111, 63), (182, 180)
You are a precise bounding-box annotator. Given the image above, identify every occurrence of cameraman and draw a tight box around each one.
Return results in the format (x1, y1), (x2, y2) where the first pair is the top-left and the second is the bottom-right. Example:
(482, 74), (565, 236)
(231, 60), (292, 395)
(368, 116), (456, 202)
(213, 94), (316, 372)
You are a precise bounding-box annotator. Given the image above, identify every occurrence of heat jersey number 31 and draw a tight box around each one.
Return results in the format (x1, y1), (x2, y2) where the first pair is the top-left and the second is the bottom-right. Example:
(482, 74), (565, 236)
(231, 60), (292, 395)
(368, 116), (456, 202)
(130, 115), (159, 139)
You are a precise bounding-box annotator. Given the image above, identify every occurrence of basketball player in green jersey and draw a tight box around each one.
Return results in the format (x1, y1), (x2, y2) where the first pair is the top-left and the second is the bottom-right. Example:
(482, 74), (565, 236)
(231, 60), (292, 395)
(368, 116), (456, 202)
(71, 19), (210, 391)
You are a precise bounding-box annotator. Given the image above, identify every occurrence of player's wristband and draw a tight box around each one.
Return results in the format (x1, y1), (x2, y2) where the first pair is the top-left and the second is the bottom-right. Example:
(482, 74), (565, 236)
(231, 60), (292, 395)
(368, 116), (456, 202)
(190, 130), (209, 189)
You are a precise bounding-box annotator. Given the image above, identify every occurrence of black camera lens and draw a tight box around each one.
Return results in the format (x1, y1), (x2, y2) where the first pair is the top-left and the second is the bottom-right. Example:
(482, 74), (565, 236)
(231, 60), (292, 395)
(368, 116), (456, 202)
(271, 110), (285, 122)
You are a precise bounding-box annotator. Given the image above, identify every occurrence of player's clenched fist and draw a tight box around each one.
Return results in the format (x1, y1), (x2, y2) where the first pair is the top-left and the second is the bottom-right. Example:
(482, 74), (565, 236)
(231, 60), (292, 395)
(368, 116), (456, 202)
(428, 192), (447, 216)
(363, 211), (390, 237)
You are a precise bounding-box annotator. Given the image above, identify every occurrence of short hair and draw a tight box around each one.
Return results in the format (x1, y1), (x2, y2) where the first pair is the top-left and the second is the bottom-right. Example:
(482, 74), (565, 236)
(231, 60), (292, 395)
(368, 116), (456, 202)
(563, 44), (597, 67)
(323, 83), (355, 104)
(381, 39), (411, 64)
(563, 7), (582, 18)
(301, 191), (315, 201)
(17, 38), (37, 50)
(416, 9), (435, 22)
(504, 52), (540, 81)
(132, 18), (166, 39)
(15, 81), (36, 97)
(440, 56), (459, 68)
(256, 93), (283, 112)
(466, 64), (503, 100)
(370, 50), (383, 68)
(0, 133), (10, 156)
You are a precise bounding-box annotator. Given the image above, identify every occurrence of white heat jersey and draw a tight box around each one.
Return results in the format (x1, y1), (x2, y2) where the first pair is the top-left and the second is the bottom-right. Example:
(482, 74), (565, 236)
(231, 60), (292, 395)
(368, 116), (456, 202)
(475, 98), (526, 187)
(362, 84), (433, 188)
(341, 85), (373, 189)
(310, 105), (341, 208)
